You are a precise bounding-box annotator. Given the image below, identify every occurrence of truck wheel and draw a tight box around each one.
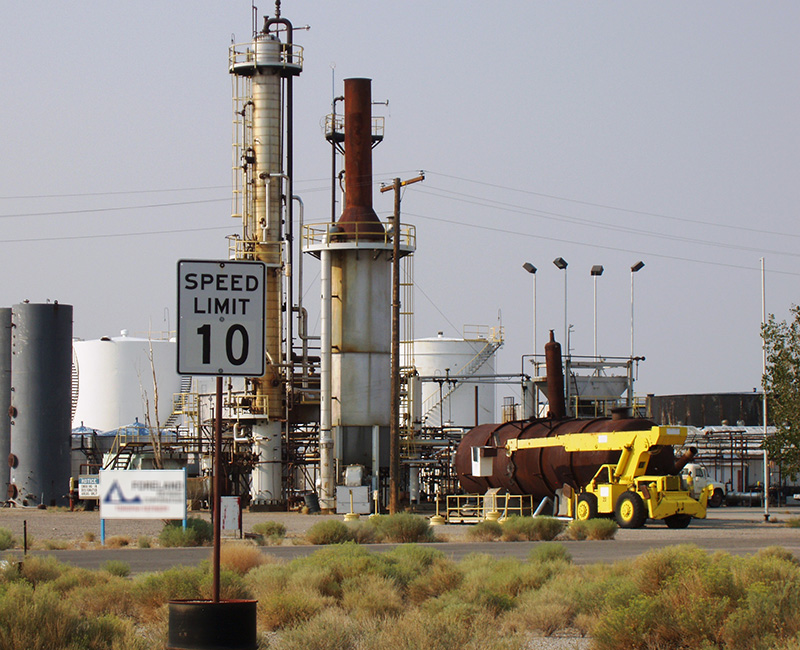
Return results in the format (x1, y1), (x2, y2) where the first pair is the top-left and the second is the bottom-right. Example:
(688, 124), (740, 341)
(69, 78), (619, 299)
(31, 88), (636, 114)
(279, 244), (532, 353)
(709, 488), (724, 508)
(576, 493), (598, 521)
(664, 514), (692, 529)
(615, 492), (647, 528)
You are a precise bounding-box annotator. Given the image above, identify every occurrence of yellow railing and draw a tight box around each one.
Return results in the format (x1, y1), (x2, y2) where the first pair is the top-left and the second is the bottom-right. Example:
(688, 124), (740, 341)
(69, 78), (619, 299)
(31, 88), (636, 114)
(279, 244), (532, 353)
(444, 493), (537, 524)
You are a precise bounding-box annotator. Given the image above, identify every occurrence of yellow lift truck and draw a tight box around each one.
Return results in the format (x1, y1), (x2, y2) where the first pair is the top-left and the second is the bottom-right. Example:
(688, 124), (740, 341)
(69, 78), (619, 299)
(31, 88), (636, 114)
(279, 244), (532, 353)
(505, 426), (713, 529)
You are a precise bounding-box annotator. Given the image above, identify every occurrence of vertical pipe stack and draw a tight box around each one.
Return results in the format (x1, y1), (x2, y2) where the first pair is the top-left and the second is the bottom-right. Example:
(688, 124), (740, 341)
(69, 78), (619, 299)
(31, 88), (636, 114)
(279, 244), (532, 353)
(0, 308), (11, 492)
(331, 78), (391, 469)
(9, 302), (73, 506)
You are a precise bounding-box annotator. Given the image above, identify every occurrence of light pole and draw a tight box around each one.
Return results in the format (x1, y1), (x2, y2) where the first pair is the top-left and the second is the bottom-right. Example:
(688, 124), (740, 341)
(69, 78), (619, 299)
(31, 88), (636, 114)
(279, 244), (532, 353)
(553, 257), (568, 349)
(630, 261), (644, 358)
(522, 262), (537, 356)
(523, 262), (538, 417)
(591, 265), (604, 361)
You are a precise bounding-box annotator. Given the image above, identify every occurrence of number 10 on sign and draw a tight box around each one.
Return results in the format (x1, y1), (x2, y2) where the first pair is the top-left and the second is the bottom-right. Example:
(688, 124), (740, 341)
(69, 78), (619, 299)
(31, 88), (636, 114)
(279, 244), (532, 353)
(177, 260), (267, 376)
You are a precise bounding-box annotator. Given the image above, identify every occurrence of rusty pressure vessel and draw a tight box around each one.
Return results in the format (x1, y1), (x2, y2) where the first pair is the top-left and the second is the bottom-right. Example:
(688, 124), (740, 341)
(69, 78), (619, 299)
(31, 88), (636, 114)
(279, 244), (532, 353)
(455, 412), (679, 498)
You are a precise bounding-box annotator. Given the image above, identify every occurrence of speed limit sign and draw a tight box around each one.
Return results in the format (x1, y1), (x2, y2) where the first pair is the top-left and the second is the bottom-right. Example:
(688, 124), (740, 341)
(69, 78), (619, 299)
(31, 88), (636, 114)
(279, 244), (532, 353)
(177, 259), (266, 376)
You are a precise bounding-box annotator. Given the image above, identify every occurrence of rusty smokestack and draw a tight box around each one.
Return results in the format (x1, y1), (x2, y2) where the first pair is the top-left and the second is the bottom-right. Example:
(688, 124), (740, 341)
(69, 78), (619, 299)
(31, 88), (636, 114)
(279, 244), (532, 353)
(672, 446), (698, 474)
(338, 78), (384, 236)
(545, 330), (566, 420)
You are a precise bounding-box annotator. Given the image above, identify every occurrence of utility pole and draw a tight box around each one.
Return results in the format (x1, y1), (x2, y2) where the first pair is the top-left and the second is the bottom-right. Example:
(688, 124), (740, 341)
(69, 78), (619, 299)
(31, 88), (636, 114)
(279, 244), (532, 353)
(381, 173), (424, 514)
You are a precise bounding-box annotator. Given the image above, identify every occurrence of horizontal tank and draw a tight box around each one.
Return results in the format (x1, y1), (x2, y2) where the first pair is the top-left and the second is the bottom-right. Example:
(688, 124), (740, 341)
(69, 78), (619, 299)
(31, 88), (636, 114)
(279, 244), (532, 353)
(72, 331), (182, 432)
(455, 415), (677, 499)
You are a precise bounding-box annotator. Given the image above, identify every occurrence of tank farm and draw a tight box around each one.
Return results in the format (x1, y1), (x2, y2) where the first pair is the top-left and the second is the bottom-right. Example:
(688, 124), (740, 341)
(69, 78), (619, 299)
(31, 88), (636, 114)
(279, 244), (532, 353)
(0, 5), (726, 530)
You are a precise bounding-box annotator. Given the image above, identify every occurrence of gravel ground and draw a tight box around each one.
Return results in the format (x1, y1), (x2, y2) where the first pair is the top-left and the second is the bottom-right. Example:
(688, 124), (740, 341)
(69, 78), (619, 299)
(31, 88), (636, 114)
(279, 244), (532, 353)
(0, 503), (796, 547)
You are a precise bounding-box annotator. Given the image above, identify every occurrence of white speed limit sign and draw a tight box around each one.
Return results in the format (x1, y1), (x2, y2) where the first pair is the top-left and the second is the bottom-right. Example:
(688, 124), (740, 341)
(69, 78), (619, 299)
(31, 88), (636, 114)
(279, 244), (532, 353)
(177, 259), (266, 376)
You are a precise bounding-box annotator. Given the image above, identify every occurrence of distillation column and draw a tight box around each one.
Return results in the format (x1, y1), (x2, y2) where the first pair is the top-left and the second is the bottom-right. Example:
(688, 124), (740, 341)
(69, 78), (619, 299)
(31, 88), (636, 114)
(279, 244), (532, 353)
(229, 17), (301, 504)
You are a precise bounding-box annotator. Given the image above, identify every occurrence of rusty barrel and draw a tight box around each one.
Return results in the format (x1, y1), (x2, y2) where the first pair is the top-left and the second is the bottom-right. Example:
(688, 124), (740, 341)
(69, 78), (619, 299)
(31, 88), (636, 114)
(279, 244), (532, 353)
(455, 416), (674, 498)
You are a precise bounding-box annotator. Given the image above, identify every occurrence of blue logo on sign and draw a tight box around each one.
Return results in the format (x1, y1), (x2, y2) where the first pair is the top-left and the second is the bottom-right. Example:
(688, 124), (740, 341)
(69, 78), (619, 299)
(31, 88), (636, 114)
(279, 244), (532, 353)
(103, 481), (142, 504)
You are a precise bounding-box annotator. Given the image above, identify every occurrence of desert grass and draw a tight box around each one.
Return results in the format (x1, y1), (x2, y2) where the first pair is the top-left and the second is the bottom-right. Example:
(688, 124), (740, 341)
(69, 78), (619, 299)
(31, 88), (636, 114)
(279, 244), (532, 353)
(500, 515), (566, 541)
(251, 521), (287, 546)
(566, 518), (619, 540)
(1, 542), (800, 649)
(219, 541), (268, 575)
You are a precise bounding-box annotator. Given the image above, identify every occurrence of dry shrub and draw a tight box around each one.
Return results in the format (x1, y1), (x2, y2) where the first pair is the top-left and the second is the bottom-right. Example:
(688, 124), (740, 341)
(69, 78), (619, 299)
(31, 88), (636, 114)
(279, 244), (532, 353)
(102, 559), (131, 577)
(382, 544), (447, 587)
(0, 581), (143, 650)
(66, 576), (140, 618)
(340, 573), (403, 618)
(219, 542), (267, 575)
(369, 606), (523, 650)
(257, 586), (334, 630)
(305, 519), (352, 545)
(83, 531), (96, 543)
(501, 516), (565, 541)
(466, 520), (502, 542)
(134, 565), (249, 610)
(137, 536), (152, 548)
(245, 562), (288, 598)
(41, 538), (72, 550)
(347, 520), (380, 544)
(502, 584), (574, 636)
(371, 513), (435, 543)
(105, 535), (131, 548)
(407, 560), (463, 603)
(19, 555), (65, 586)
(0, 528), (15, 550)
(566, 518), (618, 541)
(252, 521), (287, 545)
(274, 607), (378, 650)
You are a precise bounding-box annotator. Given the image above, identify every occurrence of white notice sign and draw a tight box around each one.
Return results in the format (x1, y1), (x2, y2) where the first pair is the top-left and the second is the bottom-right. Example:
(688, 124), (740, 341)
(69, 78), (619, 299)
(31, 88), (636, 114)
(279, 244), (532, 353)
(99, 469), (187, 520)
(177, 259), (266, 376)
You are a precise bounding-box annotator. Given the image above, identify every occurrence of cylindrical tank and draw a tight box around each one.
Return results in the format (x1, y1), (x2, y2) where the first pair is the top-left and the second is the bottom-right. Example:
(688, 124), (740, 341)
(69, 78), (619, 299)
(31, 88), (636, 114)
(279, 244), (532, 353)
(411, 332), (497, 427)
(72, 332), (182, 432)
(0, 308), (11, 490)
(455, 415), (676, 499)
(9, 302), (73, 506)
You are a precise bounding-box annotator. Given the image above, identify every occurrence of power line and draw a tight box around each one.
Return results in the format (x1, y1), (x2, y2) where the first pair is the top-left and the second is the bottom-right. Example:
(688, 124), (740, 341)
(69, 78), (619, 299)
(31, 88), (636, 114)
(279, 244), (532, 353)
(0, 226), (231, 244)
(402, 211), (800, 278)
(414, 185), (800, 260)
(0, 198), (229, 220)
(425, 170), (800, 241)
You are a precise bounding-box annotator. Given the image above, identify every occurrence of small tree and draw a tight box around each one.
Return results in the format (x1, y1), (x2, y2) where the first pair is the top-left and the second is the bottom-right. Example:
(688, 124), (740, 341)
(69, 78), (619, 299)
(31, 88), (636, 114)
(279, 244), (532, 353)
(762, 305), (800, 478)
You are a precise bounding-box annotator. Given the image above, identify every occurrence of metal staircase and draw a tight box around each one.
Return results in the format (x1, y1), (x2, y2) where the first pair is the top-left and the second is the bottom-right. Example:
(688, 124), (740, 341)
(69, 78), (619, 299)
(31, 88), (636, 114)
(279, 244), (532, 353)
(422, 328), (504, 426)
(163, 375), (193, 428)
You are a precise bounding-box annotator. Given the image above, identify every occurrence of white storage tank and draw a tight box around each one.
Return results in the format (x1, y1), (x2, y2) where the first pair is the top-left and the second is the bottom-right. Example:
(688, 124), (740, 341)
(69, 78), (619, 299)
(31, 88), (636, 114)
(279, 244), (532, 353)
(72, 331), (183, 432)
(410, 330), (500, 428)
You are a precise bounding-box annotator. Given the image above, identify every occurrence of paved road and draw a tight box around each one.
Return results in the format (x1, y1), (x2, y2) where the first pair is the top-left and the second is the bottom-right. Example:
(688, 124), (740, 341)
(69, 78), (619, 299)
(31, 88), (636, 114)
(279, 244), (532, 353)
(7, 507), (799, 574)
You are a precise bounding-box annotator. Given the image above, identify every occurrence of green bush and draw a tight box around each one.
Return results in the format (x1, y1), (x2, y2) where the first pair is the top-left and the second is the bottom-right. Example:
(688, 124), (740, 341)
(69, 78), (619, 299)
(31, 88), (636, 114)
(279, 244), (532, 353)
(102, 560), (131, 578)
(501, 516), (565, 541)
(0, 528), (16, 551)
(305, 519), (352, 545)
(566, 518), (618, 541)
(785, 517), (800, 528)
(370, 512), (435, 543)
(159, 517), (212, 547)
(466, 520), (502, 542)
(252, 520), (287, 545)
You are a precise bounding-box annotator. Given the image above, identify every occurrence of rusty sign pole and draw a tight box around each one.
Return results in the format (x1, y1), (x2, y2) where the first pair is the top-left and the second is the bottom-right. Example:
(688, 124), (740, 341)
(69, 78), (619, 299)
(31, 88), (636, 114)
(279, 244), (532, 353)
(212, 376), (223, 603)
(381, 173), (423, 515)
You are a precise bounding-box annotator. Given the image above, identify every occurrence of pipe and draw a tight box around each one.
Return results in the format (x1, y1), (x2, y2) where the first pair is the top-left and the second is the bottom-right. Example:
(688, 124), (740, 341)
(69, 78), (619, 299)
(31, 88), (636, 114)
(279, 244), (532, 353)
(672, 447), (698, 474)
(544, 331), (566, 420)
(337, 78), (383, 236)
(319, 248), (334, 509)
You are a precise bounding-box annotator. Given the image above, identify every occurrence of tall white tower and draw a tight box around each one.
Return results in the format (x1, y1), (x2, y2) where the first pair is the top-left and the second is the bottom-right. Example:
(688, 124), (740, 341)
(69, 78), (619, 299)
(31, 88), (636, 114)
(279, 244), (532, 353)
(229, 15), (302, 504)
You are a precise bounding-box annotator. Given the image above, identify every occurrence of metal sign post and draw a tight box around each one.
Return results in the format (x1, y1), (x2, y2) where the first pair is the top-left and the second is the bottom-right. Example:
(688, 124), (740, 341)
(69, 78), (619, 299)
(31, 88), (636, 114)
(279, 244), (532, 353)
(177, 259), (267, 604)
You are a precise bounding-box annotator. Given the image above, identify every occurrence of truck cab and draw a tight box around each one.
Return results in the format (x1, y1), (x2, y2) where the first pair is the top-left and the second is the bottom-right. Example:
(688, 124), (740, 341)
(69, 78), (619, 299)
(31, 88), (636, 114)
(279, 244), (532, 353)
(681, 462), (724, 507)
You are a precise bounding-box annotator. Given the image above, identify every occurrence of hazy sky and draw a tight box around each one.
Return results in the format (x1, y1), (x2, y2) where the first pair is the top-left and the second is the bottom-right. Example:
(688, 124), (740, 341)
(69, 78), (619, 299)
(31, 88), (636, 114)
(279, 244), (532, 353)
(2, 2), (798, 400)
